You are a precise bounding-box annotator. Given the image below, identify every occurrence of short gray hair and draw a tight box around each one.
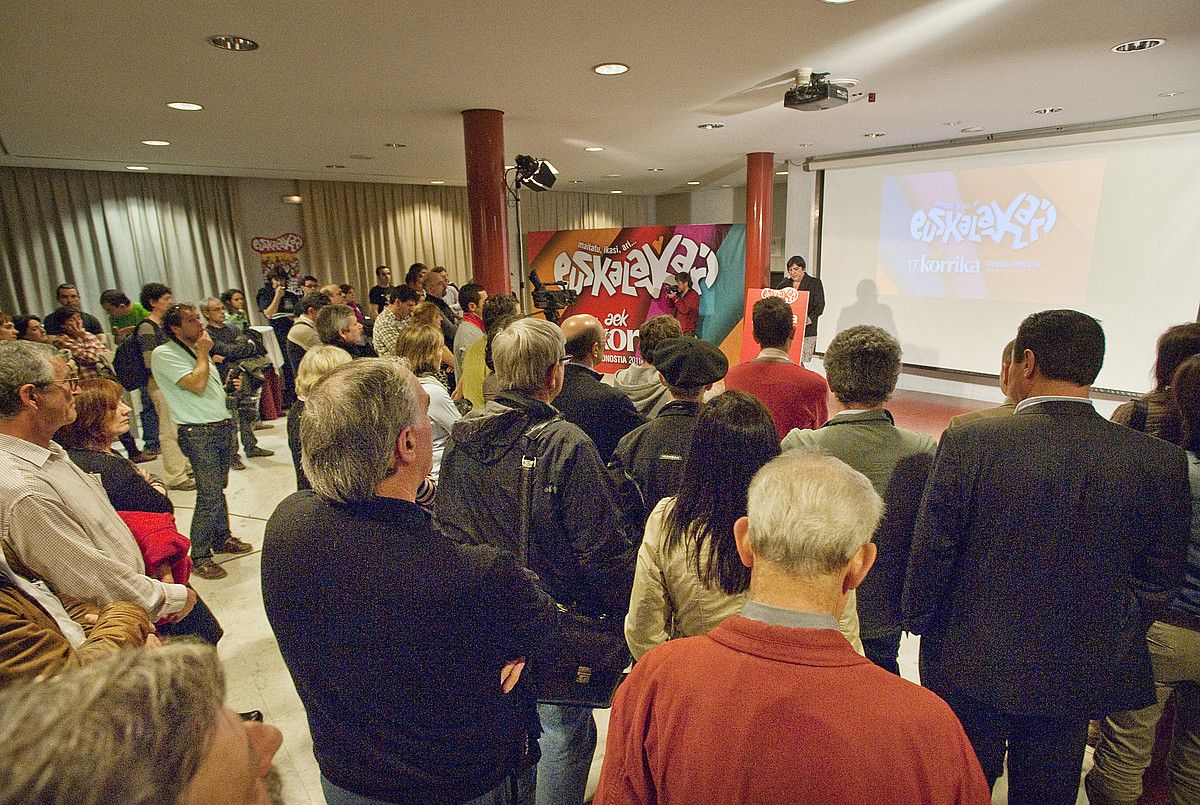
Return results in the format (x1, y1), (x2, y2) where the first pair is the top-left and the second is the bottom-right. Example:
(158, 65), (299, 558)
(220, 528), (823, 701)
(201, 296), (224, 311)
(295, 344), (353, 399)
(494, 317), (564, 394)
(0, 340), (60, 418)
(301, 357), (419, 503)
(746, 450), (884, 576)
(314, 304), (355, 343)
(0, 641), (223, 805)
(823, 325), (902, 407)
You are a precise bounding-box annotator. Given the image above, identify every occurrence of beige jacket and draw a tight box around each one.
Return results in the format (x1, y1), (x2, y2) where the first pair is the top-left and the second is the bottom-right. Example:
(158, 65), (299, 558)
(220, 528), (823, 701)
(625, 497), (862, 660)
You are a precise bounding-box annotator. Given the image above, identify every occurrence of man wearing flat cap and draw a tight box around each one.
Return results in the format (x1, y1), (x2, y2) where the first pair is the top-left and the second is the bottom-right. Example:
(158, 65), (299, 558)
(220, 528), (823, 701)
(610, 337), (729, 524)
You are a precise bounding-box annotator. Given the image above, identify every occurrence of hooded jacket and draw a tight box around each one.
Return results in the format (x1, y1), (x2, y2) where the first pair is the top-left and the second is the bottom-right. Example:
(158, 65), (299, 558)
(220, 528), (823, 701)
(612, 364), (671, 418)
(436, 391), (636, 617)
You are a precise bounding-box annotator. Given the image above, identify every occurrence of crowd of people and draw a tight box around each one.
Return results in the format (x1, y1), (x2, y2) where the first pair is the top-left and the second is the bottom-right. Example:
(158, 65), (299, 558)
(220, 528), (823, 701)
(0, 257), (1197, 805)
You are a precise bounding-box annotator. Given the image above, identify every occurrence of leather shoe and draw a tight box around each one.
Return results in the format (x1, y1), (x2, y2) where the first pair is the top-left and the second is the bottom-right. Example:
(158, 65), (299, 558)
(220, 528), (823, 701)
(129, 451), (155, 464)
(252, 422), (272, 431)
(230, 457), (246, 471)
(245, 447), (275, 458)
(191, 558), (228, 580)
(170, 479), (197, 491)
(218, 536), (254, 554)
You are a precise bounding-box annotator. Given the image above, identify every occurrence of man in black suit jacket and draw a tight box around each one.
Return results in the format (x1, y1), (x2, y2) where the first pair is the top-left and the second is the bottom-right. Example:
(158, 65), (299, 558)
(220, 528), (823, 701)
(776, 255), (825, 363)
(903, 309), (1191, 805)
(555, 314), (645, 463)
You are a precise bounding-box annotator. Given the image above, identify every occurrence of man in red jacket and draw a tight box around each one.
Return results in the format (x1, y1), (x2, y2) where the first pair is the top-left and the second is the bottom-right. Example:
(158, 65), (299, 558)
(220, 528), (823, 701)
(663, 273), (699, 335)
(594, 450), (990, 805)
(724, 296), (829, 438)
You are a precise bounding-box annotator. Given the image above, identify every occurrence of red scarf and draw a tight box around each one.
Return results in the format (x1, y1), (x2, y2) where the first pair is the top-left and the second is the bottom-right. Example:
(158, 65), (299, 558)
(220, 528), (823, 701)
(463, 312), (484, 332)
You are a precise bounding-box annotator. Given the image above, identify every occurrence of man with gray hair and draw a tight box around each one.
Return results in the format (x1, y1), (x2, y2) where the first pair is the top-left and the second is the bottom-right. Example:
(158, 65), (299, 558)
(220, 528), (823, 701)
(782, 325), (935, 675)
(0, 641), (284, 804)
(315, 303), (375, 359)
(0, 340), (195, 624)
(264, 357), (561, 805)
(594, 450), (989, 804)
(437, 317), (636, 805)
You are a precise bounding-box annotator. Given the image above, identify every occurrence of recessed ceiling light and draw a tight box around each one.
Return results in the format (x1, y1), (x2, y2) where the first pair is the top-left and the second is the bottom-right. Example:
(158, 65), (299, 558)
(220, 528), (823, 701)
(570, 180), (584, 184)
(686, 181), (701, 185)
(126, 165), (149, 171)
(775, 170), (788, 176)
(863, 132), (886, 138)
(141, 140), (170, 146)
(647, 168), (664, 172)
(504, 165), (515, 170)
(943, 121), (962, 127)
(610, 190), (623, 194)
(349, 154), (374, 160)
(821, 0), (856, 4)
(584, 146), (605, 152)
(167, 101), (203, 111)
(1033, 107), (1063, 114)
(603, 173), (621, 178)
(1158, 91), (1185, 97)
(592, 63), (629, 75)
(720, 184), (732, 189)
(208, 35), (259, 51)
(796, 143), (813, 148)
(961, 126), (985, 133)
(385, 142), (407, 148)
(697, 123), (724, 130)
(282, 195), (302, 204)
(430, 180), (445, 185)
(325, 164), (346, 169)
(1112, 38), (1165, 53)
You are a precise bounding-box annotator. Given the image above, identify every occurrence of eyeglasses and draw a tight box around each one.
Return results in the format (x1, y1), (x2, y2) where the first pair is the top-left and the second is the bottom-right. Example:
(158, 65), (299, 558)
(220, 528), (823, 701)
(556, 354), (572, 365)
(41, 375), (80, 393)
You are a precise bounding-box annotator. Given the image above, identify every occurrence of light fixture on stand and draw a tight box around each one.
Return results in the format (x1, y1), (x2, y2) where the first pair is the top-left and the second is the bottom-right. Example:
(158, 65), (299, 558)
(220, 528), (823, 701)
(507, 155), (576, 322)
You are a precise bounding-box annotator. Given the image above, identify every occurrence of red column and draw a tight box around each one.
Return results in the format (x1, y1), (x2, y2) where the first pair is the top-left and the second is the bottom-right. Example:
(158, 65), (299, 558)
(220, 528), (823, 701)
(745, 152), (774, 290)
(462, 109), (511, 295)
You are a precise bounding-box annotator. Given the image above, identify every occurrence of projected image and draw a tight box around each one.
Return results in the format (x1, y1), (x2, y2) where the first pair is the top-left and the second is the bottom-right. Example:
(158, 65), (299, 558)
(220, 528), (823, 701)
(876, 158), (1105, 303)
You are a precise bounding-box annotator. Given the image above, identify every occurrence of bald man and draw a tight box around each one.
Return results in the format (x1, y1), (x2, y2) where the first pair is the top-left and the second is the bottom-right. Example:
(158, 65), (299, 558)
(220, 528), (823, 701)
(320, 284), (347, 306)
(553, 314), (645, 463)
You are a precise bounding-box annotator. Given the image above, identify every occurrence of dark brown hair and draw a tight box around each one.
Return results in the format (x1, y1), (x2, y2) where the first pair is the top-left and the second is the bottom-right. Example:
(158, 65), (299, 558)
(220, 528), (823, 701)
(55, 378), (124, 448)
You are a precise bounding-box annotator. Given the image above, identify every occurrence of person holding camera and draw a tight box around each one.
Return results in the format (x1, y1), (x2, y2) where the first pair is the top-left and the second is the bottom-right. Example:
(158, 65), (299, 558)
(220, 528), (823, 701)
(663, 273), (700, 335)
(200, 298), (274, 469)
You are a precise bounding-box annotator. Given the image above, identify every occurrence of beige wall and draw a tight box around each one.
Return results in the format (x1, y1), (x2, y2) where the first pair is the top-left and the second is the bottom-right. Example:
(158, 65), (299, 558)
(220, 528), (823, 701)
(655, 181), (788, 277)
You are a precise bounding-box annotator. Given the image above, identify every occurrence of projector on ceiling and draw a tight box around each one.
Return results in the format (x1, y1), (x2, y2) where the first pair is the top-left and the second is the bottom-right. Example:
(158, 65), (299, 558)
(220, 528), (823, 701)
(784, 79), (849, 111)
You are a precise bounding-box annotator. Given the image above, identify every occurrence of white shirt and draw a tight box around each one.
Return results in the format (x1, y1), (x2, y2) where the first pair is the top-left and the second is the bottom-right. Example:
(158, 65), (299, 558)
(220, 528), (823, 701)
(1014, 395), (1094, 414)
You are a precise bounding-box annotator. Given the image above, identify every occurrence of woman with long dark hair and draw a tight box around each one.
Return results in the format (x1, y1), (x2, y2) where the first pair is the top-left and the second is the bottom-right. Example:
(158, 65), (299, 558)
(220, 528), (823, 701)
(1111, 322), (1200, 441)
(624, 391), (779, 660)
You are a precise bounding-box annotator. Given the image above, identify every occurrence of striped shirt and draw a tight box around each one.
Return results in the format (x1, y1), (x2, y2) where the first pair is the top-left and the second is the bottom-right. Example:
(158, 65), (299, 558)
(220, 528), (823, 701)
(0, 433), (187, 620)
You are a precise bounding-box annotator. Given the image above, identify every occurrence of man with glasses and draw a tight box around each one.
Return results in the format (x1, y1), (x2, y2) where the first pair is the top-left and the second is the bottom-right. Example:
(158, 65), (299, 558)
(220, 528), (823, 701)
(152, 304), (254, 581)
(0, 340), (195, 625)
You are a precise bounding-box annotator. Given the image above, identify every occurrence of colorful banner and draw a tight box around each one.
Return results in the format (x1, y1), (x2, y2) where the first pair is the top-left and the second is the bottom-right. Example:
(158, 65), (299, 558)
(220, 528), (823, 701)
(251, 232), (304, 288)
(740, 288), (809, 363)
(528, 225), (747, 373)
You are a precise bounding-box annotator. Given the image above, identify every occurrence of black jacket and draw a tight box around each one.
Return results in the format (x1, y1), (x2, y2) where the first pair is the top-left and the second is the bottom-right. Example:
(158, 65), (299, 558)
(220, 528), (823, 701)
(553, 363), (645, 463)
(206, 323), (262, 380)
(775, 273), (825, 337)
(903, 400), (1191, 718)
(610, 400), (701, 524)
(436, 390), (636, 617)
(263, 492), (558, 804)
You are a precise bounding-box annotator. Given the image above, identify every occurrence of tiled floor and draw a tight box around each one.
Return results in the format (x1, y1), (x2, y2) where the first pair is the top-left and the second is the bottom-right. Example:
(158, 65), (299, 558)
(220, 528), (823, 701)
(163, 369), (1097, 804)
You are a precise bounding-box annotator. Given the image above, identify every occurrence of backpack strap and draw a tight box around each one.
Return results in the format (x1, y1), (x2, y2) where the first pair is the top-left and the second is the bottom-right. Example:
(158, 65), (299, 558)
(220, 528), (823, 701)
(516, 417), (560, 569)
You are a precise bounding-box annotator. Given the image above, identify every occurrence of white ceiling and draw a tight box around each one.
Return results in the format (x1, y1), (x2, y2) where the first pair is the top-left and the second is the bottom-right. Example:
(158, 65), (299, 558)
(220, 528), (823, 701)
(1, 0), (1197, 195)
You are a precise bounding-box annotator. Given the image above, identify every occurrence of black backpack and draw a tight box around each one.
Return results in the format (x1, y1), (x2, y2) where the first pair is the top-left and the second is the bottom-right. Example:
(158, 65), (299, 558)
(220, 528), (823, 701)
(113, 324), (153, 390)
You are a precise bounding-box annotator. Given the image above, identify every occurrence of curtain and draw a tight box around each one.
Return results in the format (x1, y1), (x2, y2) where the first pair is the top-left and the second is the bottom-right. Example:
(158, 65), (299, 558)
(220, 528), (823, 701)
(298, 180), (473, 292)
(0, 167), (249, 319)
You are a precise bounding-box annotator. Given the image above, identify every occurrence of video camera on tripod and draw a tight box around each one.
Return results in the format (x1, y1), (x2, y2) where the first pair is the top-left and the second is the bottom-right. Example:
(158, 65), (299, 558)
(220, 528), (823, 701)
(528, 270), (578, 325)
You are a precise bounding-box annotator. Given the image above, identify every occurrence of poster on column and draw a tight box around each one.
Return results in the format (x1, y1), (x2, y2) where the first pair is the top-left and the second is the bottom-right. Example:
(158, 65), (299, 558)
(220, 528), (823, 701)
(527, 225), (748, 373)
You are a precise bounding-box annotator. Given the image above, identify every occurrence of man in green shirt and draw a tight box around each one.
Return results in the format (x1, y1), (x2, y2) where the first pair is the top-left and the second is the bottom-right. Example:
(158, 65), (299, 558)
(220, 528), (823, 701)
(100, 289), (158, 455)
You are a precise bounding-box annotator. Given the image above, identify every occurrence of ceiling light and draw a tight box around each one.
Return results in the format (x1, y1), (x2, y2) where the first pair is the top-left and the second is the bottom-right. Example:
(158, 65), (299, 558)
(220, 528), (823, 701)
(697, 123), (724, 130)
(943, 121), (962, 127)
(385, 142), (407, 148)
(610, 190), (623, 194)
(686, 181), (701, 185)
(504, 165), (515, 170)
(961, 126), (985, 133)
(1158, 91), (1185, 97)
(349, 154), (374, 160)
(430, 180), (445, 185)
(1112, 38), (1165, 53)
(325, 164), (346, 169)
(592, 63), (629, 75)
(584, 146), (604, 152)
(821, 0), (857, 4)
(863, 132), (886, 138)
(1033, 107), (1062, 114)
(208, 35), (259, 51)
(775, 170), (788, 176)
(126, 165), (149, 171)
(647, 168), (664, 172)
(167, 101), (203, 111)
(720, 184), (732, 189)
(603, 173), (620, 178)
(570, 180), (584, 184)
(281, 195), (302, 204)
(141, 140), (170, 146)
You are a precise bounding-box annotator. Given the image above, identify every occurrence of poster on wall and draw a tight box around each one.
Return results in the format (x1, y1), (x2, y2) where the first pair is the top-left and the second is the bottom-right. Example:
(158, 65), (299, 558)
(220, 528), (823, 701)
(527, 224), (748, 373)
(251, 233), (305, 289)
(740, 288), (809, 363)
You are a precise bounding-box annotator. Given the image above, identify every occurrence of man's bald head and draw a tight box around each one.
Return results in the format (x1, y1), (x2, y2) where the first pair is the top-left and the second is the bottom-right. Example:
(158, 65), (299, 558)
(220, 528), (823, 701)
(561, 315), (605, 365)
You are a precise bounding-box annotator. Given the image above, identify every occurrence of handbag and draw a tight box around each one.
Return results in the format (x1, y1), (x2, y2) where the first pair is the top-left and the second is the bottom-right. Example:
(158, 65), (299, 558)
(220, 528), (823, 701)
(517, 418), (630, 709)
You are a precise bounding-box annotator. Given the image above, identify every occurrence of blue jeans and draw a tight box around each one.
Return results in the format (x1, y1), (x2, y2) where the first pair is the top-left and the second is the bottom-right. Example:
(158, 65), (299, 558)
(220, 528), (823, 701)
(139, 384), (160, 451)
(321, 766), (535, 805)
(176, 420), (234, 559)
(535, 704), (596, 805)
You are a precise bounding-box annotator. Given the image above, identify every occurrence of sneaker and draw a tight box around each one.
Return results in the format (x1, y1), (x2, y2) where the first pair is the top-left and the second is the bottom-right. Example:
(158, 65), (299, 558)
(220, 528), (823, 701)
(245, 447), (275, 458)
(218, 536), (254, 554)
(191, 558), (228, 580)
(252, 422), (272, 431)
(230, 457), (247, 471)
(170, 479), (197, 491)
